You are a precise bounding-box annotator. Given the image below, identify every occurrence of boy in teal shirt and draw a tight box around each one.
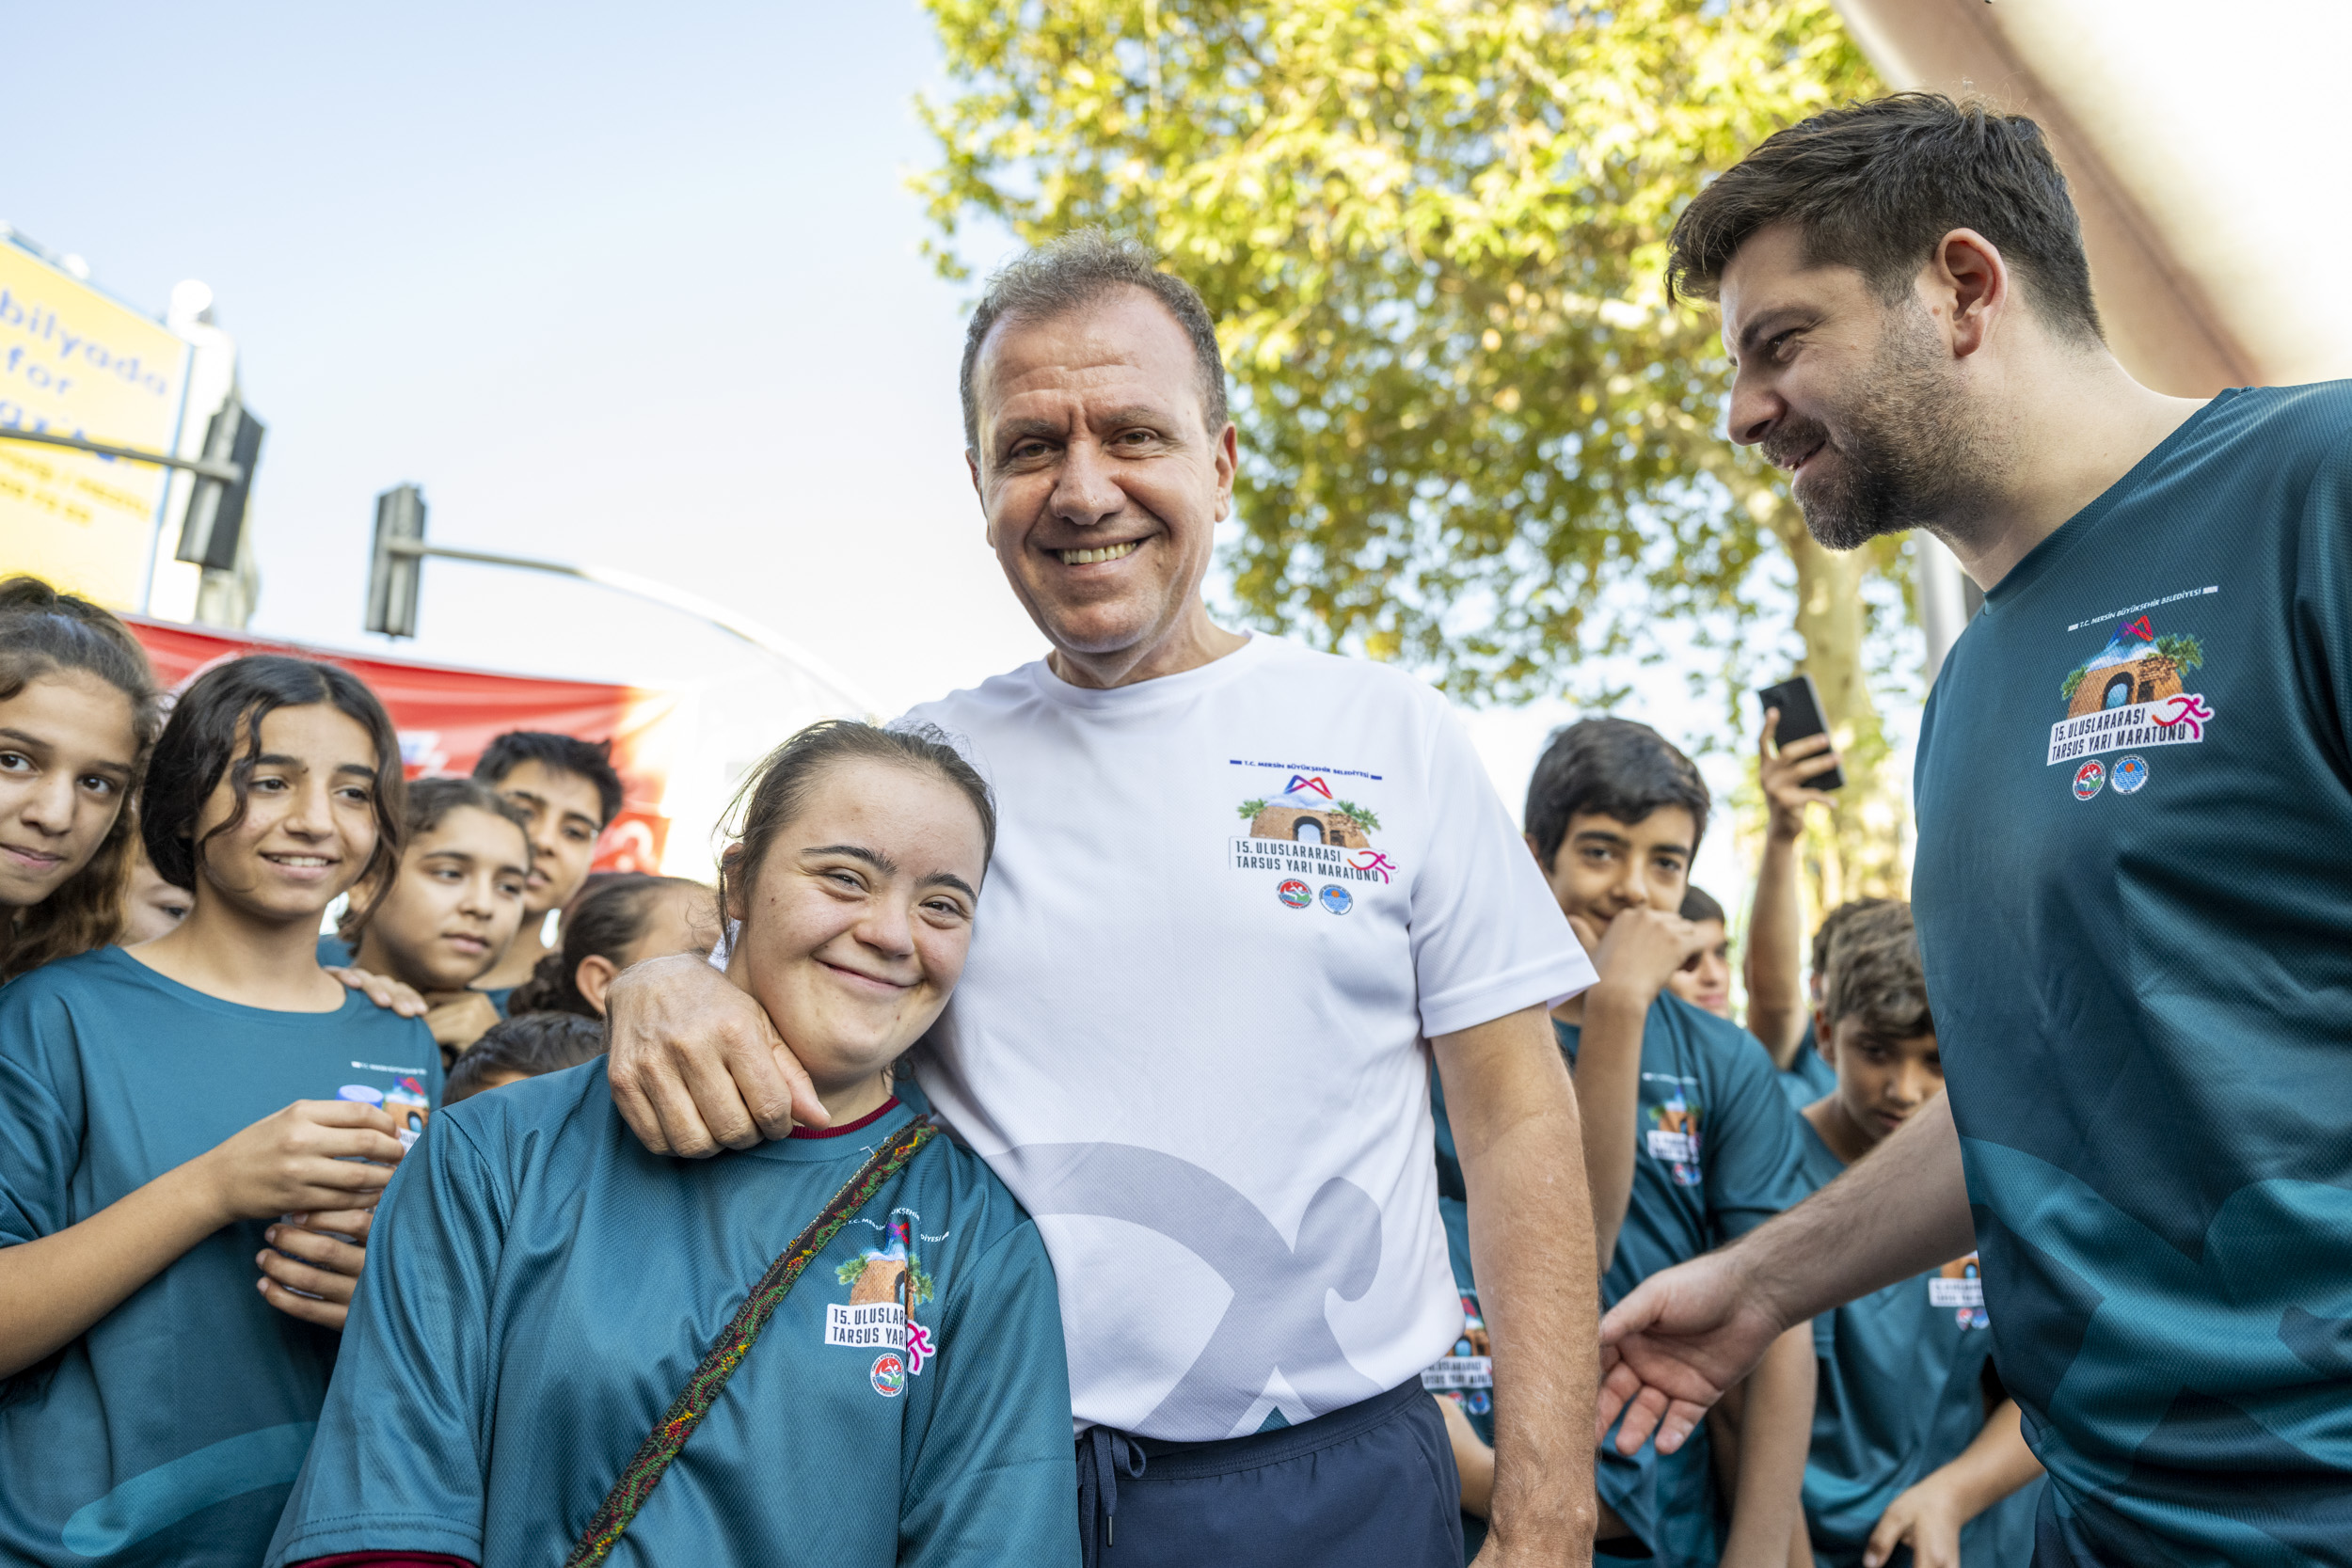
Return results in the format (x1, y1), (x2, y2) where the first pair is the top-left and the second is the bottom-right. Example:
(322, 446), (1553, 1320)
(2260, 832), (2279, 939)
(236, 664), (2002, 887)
(1789, 900), (2042, 1566)
(1437, 719), (1814, 1566)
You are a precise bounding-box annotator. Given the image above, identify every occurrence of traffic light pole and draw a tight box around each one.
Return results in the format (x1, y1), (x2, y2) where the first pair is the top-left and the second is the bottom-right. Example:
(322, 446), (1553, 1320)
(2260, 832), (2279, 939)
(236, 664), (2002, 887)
(375, 538), (878, 715)
(0, 426), (244, 484)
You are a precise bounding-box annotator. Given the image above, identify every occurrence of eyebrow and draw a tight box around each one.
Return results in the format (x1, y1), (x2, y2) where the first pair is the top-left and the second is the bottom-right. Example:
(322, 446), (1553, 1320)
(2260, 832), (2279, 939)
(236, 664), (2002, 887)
(0, 728), (133, 775)
(1570, 829), (1631, 849)
(252, 753), (378, 780)
(806, 843), (978, 901)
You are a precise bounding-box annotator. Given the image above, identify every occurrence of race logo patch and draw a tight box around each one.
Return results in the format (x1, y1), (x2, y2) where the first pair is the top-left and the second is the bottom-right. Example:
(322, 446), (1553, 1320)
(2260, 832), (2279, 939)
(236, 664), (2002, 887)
(1228, 767), (1399, 888)
(828, 1209), (943, 1376)
(2048, 613), (2215, 768)
(1643, 1077), (1703, 1187)
(1930, 1253), (1991, 1330)
(1278, 879), (1312, 909)
(2073, 761), (2105, 800)
(2112, 754), (2149, 794)
(870, 1353), (906, 1397)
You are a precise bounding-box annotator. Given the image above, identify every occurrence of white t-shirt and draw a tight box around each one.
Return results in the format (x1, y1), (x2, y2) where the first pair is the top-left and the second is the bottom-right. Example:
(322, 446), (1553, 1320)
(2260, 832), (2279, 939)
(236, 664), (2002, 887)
(902, 634), (1594, 1441)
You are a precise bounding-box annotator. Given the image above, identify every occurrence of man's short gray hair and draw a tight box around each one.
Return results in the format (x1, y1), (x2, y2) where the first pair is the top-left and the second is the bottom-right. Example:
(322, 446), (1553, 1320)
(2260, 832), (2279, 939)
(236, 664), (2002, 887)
(959, 229), (1231, 454)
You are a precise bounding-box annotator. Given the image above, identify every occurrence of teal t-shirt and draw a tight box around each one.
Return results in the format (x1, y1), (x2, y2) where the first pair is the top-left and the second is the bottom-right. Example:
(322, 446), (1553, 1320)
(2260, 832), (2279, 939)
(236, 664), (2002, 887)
(267, 1063), (1078, 1568)
(1429, 1075), (1494, 1562)
(1913, 383), (2352, 1565)
(0, 945), (440, 1568)
(1566, 997), (1812, 1566)
(1793, 1120), (2040, 1567)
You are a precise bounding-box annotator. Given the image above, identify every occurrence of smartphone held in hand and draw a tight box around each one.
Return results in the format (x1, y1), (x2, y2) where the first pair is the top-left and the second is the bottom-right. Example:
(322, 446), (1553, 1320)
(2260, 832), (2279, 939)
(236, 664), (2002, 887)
(1756, 673), (1846, 790)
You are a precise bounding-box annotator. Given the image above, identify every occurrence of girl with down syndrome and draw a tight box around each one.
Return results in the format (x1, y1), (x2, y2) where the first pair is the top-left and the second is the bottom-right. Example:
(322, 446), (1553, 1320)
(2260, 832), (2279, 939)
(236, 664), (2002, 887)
(269, 721), (1077, 1568)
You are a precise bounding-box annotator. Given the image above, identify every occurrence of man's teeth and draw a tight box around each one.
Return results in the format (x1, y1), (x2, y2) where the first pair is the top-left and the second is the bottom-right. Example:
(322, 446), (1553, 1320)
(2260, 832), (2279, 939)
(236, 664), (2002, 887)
(1058, 542), (1139, 564)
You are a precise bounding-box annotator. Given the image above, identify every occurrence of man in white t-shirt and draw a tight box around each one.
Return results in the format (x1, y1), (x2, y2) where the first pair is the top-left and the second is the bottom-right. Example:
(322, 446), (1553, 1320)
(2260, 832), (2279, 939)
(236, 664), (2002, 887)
(606, 232), (1601, 1566)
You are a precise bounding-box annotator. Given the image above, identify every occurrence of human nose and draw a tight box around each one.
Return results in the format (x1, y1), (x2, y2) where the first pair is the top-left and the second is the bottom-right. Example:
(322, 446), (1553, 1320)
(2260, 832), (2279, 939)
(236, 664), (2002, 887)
(1048, 437), (1125, 528)
(1892, 1061), (1936, 1108)
(1725, 363), (1782, 448)
(17, 770), (80, 835)
(285, 777), (338, 838)
(853, 893), (917, 960)
(457, 874), (497, 917)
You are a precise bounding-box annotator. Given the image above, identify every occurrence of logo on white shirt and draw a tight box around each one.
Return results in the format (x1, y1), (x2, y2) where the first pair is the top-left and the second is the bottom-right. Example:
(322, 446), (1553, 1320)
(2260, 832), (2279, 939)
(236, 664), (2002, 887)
(1231, 771), (1399, 885)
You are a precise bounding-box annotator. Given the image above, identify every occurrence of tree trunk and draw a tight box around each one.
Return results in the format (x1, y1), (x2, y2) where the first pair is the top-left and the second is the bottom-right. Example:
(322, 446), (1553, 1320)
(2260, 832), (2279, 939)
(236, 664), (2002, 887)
(1760, 495), (1910, 923)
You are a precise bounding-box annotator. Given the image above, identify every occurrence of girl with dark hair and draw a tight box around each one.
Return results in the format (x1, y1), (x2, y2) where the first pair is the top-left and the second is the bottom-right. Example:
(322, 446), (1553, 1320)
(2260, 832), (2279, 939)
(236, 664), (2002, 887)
(0, 654), (438, 1568)
(272, 721), (1075, 1568)
(0, 576), (161, 980)
(505, 871), (716, 1019)
(338, 777), (535, 1064)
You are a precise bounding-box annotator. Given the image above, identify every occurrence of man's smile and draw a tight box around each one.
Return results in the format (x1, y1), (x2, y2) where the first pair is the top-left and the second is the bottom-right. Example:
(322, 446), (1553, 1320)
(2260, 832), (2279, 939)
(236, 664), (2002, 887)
(1054, 540), (1142, 565)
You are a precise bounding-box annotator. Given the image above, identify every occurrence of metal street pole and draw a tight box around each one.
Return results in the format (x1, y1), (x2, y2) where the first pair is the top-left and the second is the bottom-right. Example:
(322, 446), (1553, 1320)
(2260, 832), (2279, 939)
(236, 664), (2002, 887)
(0, 426), (244, 483)
(376, 538), (880, 716)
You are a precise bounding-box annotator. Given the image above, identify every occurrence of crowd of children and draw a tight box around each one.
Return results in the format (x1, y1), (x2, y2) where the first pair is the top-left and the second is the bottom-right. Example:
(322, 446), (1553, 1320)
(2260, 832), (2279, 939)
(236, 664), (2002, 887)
(3, 568), (2044, 1566)
(1430, 715), (2047, 1568)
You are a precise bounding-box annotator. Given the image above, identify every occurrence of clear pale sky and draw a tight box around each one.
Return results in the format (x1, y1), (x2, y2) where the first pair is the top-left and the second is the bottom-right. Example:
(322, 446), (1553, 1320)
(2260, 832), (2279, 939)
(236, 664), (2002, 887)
(7, 0), (1821, 904)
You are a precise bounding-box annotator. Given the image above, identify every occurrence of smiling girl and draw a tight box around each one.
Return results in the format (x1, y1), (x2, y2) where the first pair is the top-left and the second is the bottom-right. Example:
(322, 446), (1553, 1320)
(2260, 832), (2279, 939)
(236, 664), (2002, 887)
(270, 721), (1076, 1568)
(0, 655), (440, 1568)
(338, 777), (535, 1065)
(0, 577), (159, 981)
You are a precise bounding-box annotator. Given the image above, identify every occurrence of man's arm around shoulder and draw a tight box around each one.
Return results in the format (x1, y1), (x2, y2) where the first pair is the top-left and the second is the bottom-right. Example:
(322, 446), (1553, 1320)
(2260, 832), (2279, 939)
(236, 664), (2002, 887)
(605, 953), (829, 1153)
(1435, 1004), (1598, 1566)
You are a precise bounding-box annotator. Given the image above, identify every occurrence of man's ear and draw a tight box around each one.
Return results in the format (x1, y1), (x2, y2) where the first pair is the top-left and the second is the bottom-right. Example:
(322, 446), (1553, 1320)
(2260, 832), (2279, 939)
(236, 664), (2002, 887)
(1923, 227), (2010, 359)
(1813, 1008), (1838, 1065)
(576, 954), (620, 1016)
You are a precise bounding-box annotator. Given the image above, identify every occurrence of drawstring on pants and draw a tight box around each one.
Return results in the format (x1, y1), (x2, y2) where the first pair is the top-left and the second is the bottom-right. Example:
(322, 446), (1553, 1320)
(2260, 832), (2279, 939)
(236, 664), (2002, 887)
(1078, 1425), (1147, 1565)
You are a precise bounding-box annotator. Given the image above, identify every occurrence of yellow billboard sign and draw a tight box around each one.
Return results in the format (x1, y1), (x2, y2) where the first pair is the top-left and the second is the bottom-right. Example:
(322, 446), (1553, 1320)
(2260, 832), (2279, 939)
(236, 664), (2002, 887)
(0, 241), (193, 609)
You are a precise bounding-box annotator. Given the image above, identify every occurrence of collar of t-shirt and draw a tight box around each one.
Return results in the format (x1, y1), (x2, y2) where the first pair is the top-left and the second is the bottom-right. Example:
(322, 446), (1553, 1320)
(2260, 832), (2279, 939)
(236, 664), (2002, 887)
(1021, 630), (1272, 713)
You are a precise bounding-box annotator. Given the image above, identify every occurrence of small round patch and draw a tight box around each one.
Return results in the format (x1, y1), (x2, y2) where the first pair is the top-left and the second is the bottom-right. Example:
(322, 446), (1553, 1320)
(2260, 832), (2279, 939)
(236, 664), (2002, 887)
(2111, 754), (2149, 794)
(2073, 761), (2106, 800)
(1319, 884), (1353, 915)
(870, 1353), (906, 1398)
(1277, 879), (1312, 909)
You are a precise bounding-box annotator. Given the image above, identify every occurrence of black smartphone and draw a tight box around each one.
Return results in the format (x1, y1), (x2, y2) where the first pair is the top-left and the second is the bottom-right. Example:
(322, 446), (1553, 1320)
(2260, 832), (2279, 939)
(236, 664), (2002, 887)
(1756, 673), (1845, 791)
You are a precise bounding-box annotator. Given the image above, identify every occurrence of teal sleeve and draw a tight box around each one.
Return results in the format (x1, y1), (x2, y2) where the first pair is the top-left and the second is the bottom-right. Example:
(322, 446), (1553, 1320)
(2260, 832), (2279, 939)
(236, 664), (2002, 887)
(265, 1115), (508, 1565)
(0, 985), (77, 1247)
(1704, 1037), (1811, 1243)
(898, 1220), (1079, 1568)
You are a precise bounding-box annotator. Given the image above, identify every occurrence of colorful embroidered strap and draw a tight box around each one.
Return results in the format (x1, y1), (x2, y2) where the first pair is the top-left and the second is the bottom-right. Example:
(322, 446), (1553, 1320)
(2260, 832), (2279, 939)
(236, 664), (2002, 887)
(563, 1117), (936, 1567)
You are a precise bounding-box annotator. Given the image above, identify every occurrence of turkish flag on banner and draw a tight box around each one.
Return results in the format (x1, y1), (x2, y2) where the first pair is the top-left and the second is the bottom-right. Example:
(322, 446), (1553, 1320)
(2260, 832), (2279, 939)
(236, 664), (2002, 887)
(125, 619), (684, 874)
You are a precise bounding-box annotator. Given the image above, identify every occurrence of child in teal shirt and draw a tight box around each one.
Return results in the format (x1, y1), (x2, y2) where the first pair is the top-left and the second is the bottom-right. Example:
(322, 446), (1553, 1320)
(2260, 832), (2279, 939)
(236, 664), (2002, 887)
(269, 721), (1077, 1568)
(1792, 901), (2042, 1567)
(0, 654), (435, 1568)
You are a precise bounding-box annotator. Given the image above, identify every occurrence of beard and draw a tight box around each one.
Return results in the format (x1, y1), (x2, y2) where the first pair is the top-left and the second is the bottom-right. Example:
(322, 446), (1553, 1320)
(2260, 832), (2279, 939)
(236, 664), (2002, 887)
(1766, 304), (1994, 551)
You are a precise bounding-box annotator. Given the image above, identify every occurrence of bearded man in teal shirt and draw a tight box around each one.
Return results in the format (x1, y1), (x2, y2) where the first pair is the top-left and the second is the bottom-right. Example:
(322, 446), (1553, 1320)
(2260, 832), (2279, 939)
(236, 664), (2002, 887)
(1596, 94), (2352, 1567)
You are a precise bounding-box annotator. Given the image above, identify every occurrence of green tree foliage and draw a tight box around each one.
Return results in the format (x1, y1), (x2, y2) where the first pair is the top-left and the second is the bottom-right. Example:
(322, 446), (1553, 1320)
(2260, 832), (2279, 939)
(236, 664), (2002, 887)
(1332, 799), (1381, 832)
(919, 0), (1907, 898)
(2154, 632), (2204, 674)
(1237, 797), (1268, 819)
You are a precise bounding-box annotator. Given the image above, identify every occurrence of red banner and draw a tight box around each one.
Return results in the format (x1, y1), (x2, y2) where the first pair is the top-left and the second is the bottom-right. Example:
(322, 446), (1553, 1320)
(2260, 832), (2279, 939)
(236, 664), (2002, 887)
(126, 619), (682, 874)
